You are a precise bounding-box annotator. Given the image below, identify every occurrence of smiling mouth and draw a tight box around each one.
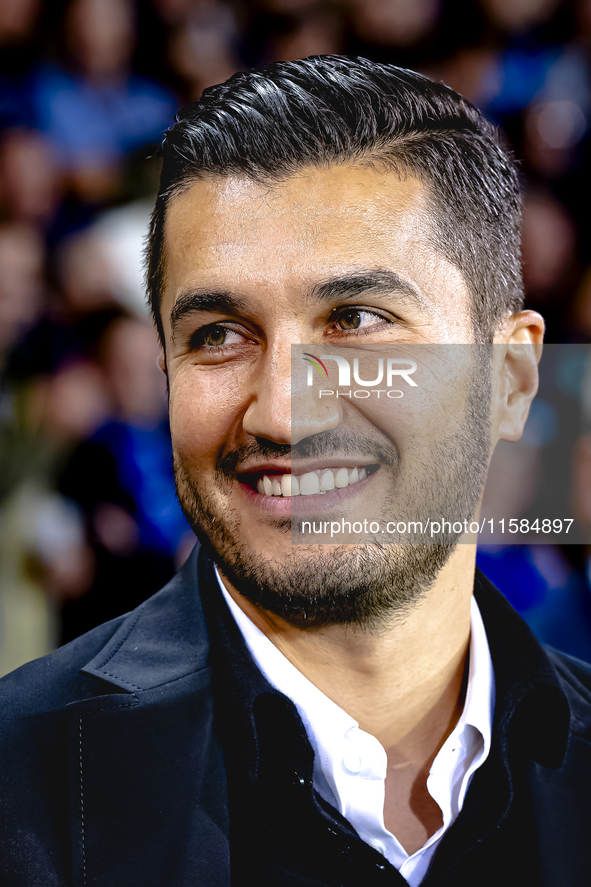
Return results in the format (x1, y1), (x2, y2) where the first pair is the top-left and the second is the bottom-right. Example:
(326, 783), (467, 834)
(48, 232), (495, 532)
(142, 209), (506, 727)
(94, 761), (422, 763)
(241, 465), (379, 497)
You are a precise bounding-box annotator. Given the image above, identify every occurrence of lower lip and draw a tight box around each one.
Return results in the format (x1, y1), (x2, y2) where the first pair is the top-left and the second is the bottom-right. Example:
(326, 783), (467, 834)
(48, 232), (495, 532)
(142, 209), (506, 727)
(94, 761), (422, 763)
(238, 471), (378, 515)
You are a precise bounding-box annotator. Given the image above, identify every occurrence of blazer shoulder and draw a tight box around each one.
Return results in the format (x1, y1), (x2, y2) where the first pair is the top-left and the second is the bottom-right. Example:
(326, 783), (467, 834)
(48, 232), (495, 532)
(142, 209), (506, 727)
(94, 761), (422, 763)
(0, 543), (210, 721)
(0, 613), (130, 721)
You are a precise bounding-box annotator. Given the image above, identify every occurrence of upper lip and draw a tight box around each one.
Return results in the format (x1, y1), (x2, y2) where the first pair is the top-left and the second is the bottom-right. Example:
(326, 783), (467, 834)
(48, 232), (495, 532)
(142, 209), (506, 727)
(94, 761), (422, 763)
(236, 458), (378, 477)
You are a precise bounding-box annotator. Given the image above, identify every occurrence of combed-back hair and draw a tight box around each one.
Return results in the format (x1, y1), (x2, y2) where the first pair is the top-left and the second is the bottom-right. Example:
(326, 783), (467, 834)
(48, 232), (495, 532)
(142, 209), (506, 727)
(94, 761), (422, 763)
(146, 55), (523, 344)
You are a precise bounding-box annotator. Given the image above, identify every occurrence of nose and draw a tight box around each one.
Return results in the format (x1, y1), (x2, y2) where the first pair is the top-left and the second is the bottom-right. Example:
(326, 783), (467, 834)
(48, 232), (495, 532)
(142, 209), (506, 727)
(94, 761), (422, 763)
(242, 342), (342, 446)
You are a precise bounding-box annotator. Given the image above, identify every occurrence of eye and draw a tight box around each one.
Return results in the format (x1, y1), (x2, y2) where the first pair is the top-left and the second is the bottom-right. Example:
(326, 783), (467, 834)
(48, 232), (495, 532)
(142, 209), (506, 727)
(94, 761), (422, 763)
(338, 309), (363, 330)
(190, 324), (244, 349)
(202, 325), (228, 347)
(329, 308), (393, 335)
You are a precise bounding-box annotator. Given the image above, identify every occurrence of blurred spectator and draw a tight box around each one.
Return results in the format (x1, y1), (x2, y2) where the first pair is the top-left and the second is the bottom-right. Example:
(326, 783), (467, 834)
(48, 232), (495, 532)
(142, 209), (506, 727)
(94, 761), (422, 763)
(478, 0), (563, 35)
(33, 0), (177, 203)
(165, 1), (242, 101)
(0, 128), (62, 227)
(29, 359), (111, 445)
(520, 188), (580, 336)
(0, 0), (43, 129)
(152, 0), (202, 24)
(0, 221), (44, 365)
(433, 46), (500, 107)
(57, 315), (190, 642)
(0, 354), (108, 675)
(5, 224), (135, 387)
(99, 315), (166, 424)
(56, 227), (122, 314)
(269, 3), (345, 60)
(0, 0), (43, 46)
(524, 96), (588, 177)
(349, 0), (442, 49)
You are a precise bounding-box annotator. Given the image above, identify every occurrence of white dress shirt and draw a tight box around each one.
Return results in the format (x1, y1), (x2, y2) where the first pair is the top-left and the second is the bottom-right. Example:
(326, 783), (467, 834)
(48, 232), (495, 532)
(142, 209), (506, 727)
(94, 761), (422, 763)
(216, 569), (495, 887)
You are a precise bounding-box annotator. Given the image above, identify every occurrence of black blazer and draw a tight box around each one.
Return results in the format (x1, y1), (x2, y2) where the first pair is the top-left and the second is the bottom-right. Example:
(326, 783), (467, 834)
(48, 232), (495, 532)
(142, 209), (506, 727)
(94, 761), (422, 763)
(1, 545), (591, 886)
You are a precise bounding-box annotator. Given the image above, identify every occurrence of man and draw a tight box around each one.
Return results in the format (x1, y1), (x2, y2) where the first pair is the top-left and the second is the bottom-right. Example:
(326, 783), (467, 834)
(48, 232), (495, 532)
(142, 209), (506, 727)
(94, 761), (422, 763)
(1, 56), (589, 887)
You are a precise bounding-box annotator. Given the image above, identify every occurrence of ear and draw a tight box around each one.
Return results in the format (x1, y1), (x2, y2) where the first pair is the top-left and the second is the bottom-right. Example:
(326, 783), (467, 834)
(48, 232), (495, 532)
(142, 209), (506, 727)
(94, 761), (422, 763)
(493, 310), (545, 443)
(157, 349), (167, 375)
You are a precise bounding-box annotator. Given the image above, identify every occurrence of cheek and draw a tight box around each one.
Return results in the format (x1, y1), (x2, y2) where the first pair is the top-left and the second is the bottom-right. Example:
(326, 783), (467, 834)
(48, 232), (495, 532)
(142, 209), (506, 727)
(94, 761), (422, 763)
(343, 350), (475, 453)
(168, 367), (249, 466)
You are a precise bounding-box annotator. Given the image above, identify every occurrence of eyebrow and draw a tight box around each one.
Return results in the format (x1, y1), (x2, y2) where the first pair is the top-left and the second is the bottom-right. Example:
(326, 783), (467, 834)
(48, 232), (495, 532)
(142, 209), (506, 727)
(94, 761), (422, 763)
(169, 269), (427, 341)
(304, 269), (427, 309)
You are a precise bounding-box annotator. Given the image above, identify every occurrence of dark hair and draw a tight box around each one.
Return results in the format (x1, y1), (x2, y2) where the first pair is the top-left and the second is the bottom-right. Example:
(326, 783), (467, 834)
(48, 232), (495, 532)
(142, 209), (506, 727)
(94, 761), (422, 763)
(146, 55), (523, 344)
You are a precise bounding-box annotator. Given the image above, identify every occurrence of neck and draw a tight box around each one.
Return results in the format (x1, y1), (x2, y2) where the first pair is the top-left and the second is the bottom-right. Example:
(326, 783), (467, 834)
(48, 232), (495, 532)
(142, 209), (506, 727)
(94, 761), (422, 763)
(221, 546), (475, 758)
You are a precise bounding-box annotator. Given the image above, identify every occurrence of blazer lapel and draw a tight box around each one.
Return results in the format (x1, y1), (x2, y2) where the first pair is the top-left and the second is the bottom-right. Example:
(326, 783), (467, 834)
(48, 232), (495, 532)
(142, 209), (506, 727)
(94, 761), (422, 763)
(66, 547), (230, 887)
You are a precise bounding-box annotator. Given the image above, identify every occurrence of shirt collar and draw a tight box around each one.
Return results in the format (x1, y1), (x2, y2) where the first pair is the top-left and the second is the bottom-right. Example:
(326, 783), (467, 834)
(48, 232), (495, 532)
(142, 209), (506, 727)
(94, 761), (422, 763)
(427, 596), (495, 824)
(217, 567), (493, 751)
(455, 595), (495, 760)
(217, 568), (495, 817)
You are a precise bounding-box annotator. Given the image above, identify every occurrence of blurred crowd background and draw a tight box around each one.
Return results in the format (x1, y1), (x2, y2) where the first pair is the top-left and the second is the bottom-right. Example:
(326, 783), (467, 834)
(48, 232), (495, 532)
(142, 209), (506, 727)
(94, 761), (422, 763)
(3, 0), (591, 675)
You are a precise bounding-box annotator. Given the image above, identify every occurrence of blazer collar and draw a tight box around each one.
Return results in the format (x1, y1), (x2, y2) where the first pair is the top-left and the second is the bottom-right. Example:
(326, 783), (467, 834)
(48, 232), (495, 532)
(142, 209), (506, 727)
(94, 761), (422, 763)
(80, 544), (210, 691)
(473, 569), (570, 768)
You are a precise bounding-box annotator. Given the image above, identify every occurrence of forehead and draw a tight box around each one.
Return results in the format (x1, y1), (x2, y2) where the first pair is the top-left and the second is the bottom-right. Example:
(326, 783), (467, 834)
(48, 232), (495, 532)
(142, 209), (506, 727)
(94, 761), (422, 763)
(162, 164), (471, 331)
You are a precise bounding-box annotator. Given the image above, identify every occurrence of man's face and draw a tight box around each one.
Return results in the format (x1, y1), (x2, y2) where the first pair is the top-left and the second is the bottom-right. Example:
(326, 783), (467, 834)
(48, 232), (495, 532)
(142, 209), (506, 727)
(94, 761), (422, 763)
(161, 165), (492, 627)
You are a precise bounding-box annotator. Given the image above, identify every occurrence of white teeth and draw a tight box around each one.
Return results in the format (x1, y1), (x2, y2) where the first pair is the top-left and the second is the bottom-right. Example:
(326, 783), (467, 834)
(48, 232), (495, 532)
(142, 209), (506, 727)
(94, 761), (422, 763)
(320, 470), (335, 491)
(257, 467), (371, 497)
(334, 467), (350, 488)
(281, 474), (299, 497)
(300, 472), (321, 496)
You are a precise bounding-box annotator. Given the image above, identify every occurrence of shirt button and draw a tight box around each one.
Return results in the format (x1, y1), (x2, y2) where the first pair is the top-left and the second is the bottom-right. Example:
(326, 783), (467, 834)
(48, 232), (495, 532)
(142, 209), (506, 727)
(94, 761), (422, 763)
(343, 754), (363, 774)
(369, 838), (387, 856)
